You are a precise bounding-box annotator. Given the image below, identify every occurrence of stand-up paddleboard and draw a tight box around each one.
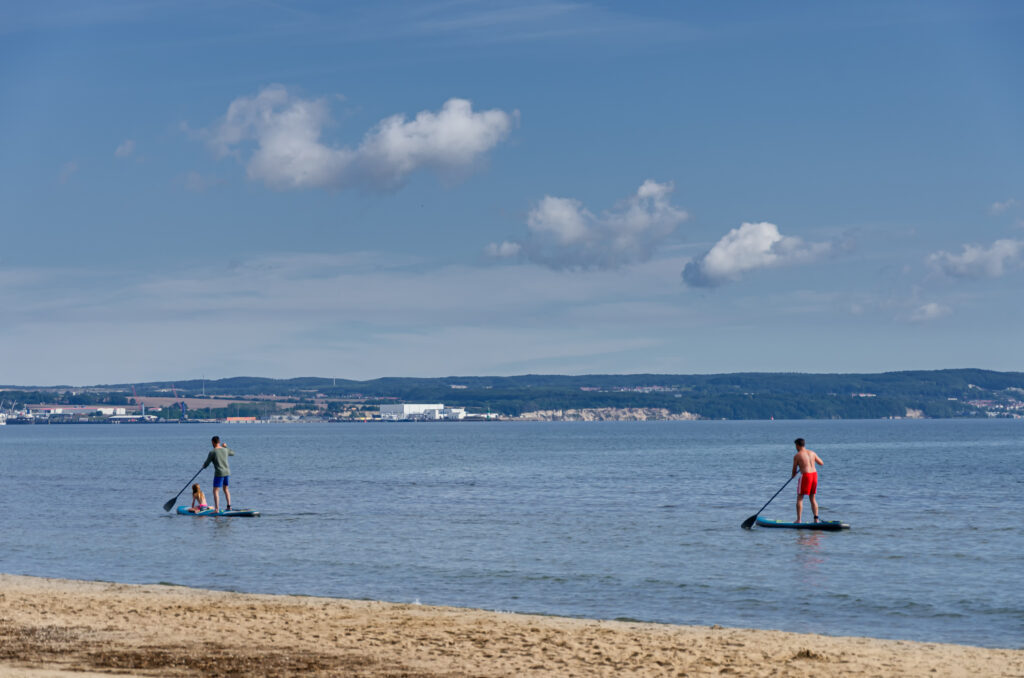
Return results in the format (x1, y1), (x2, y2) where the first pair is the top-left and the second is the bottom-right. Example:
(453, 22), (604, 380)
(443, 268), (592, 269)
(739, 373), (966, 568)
(176, 506), (260, 517)
(755, 516), (848, 531)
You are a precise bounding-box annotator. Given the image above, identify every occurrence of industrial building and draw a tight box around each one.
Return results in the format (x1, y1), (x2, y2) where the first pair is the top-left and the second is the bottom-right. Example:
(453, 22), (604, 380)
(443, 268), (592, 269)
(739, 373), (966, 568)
(379, 403), (466, 421)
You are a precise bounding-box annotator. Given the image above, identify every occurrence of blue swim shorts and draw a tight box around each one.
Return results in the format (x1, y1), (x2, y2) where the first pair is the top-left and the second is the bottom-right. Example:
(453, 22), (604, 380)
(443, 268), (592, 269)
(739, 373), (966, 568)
(213, 475), (229, 488)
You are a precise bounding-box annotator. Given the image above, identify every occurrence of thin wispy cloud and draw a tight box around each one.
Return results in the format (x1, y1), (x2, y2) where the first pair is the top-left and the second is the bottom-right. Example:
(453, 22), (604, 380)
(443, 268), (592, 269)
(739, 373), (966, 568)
(488, 180), (688, 270)
(392, 1), (692, 44)
(58, 160), (78, 183)
(910, 302), (951, 322)
(409, 2), (580, 33)
(928, 239), (1024, 279)
(0, 253), (690, 383)
(198, 85), (518, 191)
(183, 171), (223, 192)
(0, 1), (178, 35)
(682, 222), (831, 287)
(989, 198), (1017, 215)
(114, 139), (135, 157)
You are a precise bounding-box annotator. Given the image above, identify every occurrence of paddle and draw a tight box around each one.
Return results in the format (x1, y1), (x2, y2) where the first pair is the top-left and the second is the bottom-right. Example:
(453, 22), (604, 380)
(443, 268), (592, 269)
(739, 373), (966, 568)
(741, 474), (796, 529)
(163, 466), (205, 512)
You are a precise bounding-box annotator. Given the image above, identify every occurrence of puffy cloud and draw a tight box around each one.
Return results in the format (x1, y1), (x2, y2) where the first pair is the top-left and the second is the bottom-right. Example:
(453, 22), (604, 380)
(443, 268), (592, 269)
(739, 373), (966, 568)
(910, 302), (950, 322)
(989, 198), (1017, 215)
(114, 139), (135, 157)
(203, 85), (517, 191)
(487, 180), (688, 269)
(682, 222), (831, 287)
(928, 239), (1024, 279)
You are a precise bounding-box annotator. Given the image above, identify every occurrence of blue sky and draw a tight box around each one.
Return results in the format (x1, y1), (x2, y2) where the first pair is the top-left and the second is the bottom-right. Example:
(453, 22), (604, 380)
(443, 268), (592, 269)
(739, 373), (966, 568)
(2, 1), (1022, 385)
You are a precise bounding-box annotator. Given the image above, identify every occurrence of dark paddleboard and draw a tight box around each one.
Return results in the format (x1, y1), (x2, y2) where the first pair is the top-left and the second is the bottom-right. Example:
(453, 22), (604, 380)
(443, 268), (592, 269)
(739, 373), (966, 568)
(176, 506), (260, 517)
(755, 516), (848, 531)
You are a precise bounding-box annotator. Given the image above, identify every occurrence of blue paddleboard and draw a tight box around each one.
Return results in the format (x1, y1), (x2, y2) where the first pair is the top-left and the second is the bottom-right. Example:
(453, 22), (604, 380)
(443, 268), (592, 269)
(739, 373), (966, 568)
(176, 506), (260, 517)
(755, 516), (848, 531)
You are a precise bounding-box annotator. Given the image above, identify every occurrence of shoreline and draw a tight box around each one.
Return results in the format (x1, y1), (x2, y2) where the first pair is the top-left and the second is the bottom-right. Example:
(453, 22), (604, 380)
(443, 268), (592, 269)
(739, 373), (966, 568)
(2, 574), (1021, 677)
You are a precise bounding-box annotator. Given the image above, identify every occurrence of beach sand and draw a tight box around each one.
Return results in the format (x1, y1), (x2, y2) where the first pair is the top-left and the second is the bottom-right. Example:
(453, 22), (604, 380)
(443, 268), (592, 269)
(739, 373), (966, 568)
(1, 574), (1020, 677)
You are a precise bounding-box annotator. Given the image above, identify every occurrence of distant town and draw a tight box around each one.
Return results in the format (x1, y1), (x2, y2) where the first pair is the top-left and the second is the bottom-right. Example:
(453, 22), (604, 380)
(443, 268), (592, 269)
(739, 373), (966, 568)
(0, 398), (499, 425)
(2, 369), (1023, 424)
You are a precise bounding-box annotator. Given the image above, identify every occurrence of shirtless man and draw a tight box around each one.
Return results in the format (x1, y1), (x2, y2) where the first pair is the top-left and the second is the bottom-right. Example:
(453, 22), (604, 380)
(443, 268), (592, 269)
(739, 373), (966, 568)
(791, 438), (824, 523)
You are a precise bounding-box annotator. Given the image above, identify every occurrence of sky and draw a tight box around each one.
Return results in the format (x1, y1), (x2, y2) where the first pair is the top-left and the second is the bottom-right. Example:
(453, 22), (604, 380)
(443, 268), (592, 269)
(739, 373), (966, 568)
(2, 1), (1023, 385)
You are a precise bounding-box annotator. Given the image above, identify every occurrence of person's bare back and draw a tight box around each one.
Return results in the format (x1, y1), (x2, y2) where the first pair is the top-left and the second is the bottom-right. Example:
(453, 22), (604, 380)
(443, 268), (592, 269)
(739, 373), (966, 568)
(792, 447), (822, 475)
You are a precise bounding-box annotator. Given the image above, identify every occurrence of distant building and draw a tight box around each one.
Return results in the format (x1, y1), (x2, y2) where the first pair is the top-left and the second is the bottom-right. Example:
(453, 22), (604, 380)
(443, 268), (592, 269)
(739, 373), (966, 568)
(379, 404), (466, 421)
(28, 405), (126, 416)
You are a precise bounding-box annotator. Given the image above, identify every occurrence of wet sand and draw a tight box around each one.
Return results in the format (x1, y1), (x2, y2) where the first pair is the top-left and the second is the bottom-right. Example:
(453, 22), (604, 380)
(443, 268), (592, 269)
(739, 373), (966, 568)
(1, 574), (1020, 677)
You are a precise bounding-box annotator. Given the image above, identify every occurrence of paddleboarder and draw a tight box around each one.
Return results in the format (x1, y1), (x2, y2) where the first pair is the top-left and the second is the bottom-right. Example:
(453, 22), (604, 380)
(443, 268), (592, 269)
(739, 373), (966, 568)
(202, 435), (235, 512)
(791, 438), (823, 523)
(187, 483), (209, 513)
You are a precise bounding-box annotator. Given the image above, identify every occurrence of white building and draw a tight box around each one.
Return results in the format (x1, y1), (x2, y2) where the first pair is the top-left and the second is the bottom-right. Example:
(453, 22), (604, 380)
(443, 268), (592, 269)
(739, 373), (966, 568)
(379, 403), (466, 421)
(28, 406), (126, 416)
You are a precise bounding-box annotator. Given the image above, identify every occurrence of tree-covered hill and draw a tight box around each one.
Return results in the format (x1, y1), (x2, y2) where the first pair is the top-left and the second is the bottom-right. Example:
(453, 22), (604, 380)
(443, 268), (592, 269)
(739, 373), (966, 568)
(10, 368), (1008, 419)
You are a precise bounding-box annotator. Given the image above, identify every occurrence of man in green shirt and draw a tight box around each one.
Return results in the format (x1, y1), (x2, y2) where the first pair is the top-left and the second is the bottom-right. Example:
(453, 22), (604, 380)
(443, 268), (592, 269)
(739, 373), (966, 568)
(202, 435), (235, 512)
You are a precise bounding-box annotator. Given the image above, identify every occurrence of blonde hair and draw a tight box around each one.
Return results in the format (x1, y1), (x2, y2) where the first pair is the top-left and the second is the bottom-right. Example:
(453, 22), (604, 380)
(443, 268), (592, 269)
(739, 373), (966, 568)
(192, 484), (204, 499)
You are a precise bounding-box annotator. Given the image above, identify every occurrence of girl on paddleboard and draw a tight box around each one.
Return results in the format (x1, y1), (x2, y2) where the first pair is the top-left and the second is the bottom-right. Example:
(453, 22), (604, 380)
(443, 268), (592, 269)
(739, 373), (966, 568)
(188, 484), (209, 513)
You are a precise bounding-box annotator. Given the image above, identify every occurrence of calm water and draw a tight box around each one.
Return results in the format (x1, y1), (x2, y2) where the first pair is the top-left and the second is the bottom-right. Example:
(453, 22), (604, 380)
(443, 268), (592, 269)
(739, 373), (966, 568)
(1, 420), (1021, 648)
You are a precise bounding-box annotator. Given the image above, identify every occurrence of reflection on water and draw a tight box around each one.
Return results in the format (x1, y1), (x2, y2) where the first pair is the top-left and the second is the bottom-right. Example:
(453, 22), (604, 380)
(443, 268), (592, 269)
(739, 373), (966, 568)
(795, 532), (824, 572)
(211, 516), (237, 535)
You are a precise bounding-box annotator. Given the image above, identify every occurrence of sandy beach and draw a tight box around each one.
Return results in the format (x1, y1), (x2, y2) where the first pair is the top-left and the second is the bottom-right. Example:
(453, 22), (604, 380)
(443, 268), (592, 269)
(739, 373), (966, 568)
(1, 574), (1020, 677)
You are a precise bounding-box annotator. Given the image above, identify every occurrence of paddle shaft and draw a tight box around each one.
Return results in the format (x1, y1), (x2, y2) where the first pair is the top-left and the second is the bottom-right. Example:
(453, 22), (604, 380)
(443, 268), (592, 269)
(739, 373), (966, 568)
(743, 474), (796, 527)
(749, 477), (794, 520)
(164, 466), (205, 511)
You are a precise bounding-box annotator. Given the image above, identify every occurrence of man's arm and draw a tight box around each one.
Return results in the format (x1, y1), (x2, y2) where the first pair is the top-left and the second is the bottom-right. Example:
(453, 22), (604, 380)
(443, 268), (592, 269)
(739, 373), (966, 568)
(227, 446), (235, 457)
(814, 452), (824, 466)
(202, 451), (213, 468)
(791, 455), (799, 477)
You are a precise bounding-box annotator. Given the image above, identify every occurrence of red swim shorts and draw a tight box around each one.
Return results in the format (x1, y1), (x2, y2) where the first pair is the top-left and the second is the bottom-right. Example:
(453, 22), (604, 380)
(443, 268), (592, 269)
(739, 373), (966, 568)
(798, 471), (818, 496)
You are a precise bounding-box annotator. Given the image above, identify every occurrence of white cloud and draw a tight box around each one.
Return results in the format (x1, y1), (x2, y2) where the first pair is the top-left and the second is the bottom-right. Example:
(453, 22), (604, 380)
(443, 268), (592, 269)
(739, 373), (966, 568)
(487, 180), (688, 269)
(910, 302), (950, 322)
(682, 222), (831, 287)
(989, 198), (1017, 215)
(202, 85), (518, 191)
(114, 139), (135, 157)
(928, 239), (1024, 279)
(484, 241), (522, 258)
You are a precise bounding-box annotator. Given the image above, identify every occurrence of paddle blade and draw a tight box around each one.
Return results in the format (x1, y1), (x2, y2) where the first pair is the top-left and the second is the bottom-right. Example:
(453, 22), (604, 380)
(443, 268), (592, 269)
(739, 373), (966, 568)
(741, 515), (757, 530)
(163, 498), (176, 512)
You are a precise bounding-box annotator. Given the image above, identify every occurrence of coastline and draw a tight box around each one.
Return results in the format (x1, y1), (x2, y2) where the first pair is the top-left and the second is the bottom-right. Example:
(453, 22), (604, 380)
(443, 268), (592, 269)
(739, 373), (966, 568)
(2, 574), (1020, 677)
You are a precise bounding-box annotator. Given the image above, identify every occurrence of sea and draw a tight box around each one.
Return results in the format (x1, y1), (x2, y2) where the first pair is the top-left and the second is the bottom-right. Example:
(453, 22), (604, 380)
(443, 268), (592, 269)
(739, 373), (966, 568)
(1, 419), (1021, 649)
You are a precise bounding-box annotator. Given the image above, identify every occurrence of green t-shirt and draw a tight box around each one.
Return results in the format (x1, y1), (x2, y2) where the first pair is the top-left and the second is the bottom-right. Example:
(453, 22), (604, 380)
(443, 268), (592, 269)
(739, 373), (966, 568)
(203, 446), (235, 477)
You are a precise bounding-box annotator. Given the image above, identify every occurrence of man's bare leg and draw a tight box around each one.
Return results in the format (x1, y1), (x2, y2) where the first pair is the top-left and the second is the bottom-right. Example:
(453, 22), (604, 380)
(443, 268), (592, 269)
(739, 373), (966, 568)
(796, 495), (804, 523)
(224, 486), (232, 510)
(212, 487), (221, 512)
(810, 495), (819, 522)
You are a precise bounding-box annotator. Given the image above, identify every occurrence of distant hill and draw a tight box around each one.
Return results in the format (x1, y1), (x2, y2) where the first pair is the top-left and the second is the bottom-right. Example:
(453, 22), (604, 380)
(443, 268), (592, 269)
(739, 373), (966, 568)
(3, 368), (1019, 420)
